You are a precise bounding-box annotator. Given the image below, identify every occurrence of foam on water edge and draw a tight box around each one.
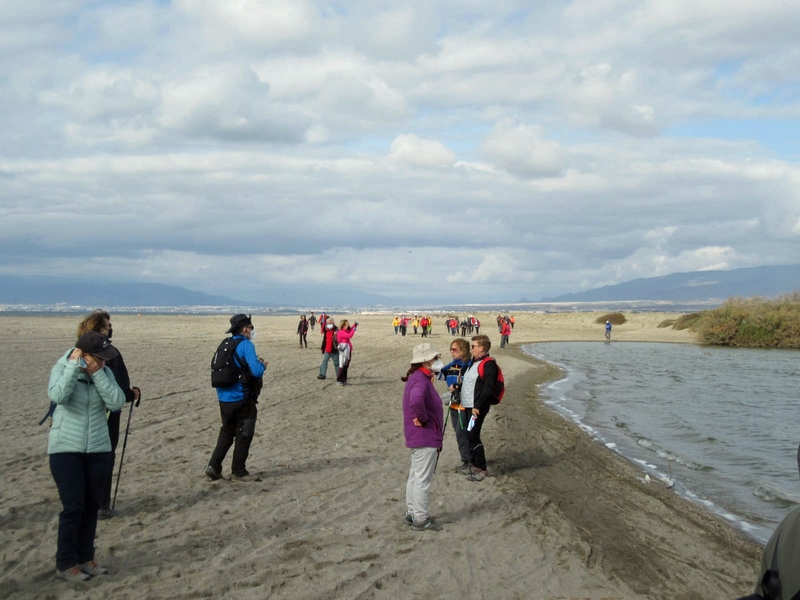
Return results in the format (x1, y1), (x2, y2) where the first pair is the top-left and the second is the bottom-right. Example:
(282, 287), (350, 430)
(528, 344), (769, 542)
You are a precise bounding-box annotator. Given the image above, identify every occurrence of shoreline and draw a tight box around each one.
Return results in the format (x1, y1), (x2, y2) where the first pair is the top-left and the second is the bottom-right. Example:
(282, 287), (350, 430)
(0, 312), (761, 598)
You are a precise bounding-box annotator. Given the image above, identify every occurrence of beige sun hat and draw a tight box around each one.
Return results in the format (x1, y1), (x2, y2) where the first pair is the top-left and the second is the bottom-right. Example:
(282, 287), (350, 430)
(411, 342), (440, 364)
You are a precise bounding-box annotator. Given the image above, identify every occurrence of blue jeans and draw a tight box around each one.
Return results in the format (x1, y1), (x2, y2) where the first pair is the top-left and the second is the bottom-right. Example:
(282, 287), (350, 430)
(50, 452), (111, 571)
(319, 351), (339, 378)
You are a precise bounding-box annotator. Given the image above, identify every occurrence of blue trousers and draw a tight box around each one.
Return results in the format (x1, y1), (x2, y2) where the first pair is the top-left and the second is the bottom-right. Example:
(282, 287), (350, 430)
(50, 452), (111, 571)
(319, 351), (339, 378)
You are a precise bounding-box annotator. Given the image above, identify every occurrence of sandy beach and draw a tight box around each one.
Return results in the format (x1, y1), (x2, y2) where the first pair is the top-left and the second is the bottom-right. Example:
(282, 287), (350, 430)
(0, 312), (761, 599)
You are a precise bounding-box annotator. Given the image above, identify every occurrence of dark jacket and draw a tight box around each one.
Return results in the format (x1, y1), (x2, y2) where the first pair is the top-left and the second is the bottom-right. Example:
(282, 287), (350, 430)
(106, 350), (135, 410)
(321, 327), (338, 353)
(471, 356), (499, 413)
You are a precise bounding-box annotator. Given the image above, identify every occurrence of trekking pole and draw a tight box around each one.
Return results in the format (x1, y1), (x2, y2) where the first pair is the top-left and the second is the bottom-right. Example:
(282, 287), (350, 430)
(112, 387), (140, 511)
(434, 396), (454, 474)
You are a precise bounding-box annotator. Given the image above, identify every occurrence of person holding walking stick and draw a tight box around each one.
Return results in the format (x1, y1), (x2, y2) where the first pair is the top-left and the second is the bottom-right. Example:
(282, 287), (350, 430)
(439, 338), (471, 474)
(76, 310), (141, 519)
(47, 331), (126, 581)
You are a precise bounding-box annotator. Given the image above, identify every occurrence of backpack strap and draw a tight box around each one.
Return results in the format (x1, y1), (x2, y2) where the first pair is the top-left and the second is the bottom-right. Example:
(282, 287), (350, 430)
(39, 402), (57, 426)
(476, 356), (494, 377)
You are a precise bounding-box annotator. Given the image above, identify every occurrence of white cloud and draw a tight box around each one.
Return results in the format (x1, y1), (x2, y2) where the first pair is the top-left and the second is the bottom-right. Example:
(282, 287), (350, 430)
(2, 1), (800, 303)
(480, 119), (566, 178)
(388, 134), (456, 168)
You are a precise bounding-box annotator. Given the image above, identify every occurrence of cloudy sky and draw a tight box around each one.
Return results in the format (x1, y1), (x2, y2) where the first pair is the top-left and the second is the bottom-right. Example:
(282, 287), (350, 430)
(2, 1), (800, 304)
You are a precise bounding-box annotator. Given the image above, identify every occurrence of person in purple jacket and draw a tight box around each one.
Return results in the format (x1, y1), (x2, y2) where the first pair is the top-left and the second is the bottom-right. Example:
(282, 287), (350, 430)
(401, 343), (445, 532)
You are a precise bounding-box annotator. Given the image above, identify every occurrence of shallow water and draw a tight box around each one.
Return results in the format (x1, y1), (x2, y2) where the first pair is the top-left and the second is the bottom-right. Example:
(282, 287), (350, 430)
(523, 341), (800, 542)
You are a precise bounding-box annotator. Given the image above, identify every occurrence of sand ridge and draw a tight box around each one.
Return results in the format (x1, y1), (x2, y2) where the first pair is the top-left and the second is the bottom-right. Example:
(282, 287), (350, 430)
(0, 312), (760, 599)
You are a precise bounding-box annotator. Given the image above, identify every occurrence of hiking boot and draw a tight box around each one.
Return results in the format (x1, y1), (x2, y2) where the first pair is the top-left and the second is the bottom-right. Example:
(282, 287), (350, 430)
(403, 512), (413, 526)
(231, 472), (261, 482)
(468, 469), (488, 482)
(317, 374), (326, 380)
(78, 561), (109, 576)
(457, 463), (471, 476)
(56, 566), (91, 582)
(98, 508), (115, 520)
(411, 518), (442, 532)
(205, 465), (222, 481)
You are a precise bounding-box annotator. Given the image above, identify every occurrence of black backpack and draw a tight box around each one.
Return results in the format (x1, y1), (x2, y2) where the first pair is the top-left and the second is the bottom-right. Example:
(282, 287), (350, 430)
(211, 337), (245, 388)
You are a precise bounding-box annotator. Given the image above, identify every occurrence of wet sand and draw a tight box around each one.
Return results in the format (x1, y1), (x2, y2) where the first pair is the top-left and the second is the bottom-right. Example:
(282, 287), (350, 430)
(0, 312), (760, 599)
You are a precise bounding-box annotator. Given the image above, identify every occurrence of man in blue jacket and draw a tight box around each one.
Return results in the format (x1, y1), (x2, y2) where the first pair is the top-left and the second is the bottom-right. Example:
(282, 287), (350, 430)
(206, 314), (267, 482)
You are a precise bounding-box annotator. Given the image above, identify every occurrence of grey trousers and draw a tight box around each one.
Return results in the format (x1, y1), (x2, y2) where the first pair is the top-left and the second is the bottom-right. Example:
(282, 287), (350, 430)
(405, 446), (438, 524)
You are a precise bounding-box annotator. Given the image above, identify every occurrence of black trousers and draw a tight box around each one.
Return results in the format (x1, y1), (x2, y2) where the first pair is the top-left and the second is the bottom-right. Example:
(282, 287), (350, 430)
(466, 406), (490, 471)
(50, 452), (111, 570)
(337, 359), (350, 382)
(209, 398), (258, 476)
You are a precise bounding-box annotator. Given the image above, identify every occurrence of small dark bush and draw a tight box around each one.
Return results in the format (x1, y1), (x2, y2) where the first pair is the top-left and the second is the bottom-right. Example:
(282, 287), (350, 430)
(672, 313), (702, 331)
(596, 313), (626, 325)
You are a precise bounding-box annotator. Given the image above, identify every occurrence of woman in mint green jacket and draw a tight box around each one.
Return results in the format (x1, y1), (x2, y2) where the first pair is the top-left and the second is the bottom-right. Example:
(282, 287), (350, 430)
(47, 331), (125, 582)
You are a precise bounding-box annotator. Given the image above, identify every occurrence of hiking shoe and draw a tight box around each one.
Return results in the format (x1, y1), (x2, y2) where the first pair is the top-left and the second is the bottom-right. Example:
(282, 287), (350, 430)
(317, 374), (326, 380)
(403, 512), (413, 526)
(411, 518), (442, 532)
(231, 472), (261, 482)
(468, 469), (488, 482)
(79, 561), (109, 576)
(56, 566), (91, 582)
(205, 465), (222, 481)
(337, 381), (345, 386)
(98, 508), (115, 520)
(457, 463), (471, 476)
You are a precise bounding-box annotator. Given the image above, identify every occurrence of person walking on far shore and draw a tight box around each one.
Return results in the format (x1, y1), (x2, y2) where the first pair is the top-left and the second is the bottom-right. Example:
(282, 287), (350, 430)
(500, 318), (511, 348)
(605, 321), (612, 340)
(297, 315), (309, 348)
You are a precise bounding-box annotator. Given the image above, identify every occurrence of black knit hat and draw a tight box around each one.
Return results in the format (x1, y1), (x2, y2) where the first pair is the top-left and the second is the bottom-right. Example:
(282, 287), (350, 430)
(226, 313), (253, 334)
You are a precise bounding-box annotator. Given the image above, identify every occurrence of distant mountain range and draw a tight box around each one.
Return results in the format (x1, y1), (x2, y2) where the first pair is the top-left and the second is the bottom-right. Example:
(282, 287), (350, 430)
(0, 275), (394, 309)
(541, 264), (800, 303)
(0, 276), (244, 307)
(1, 264), (798, 309)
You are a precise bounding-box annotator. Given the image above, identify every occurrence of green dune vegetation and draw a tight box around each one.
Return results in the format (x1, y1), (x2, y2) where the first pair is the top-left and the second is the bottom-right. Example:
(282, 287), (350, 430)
(670, 293), (800, 348)
(595, 312), (627, 325)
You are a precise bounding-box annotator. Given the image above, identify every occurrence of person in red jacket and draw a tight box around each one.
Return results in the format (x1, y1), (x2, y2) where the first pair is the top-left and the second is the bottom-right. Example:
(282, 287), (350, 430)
(500, 319), (511, 348)
(317, 317), (338, 379)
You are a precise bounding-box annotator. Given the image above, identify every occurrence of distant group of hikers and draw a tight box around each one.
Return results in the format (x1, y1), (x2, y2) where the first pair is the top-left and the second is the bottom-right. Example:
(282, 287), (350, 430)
(392, 315), (435, 337)
(43, 308), (798, 598)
